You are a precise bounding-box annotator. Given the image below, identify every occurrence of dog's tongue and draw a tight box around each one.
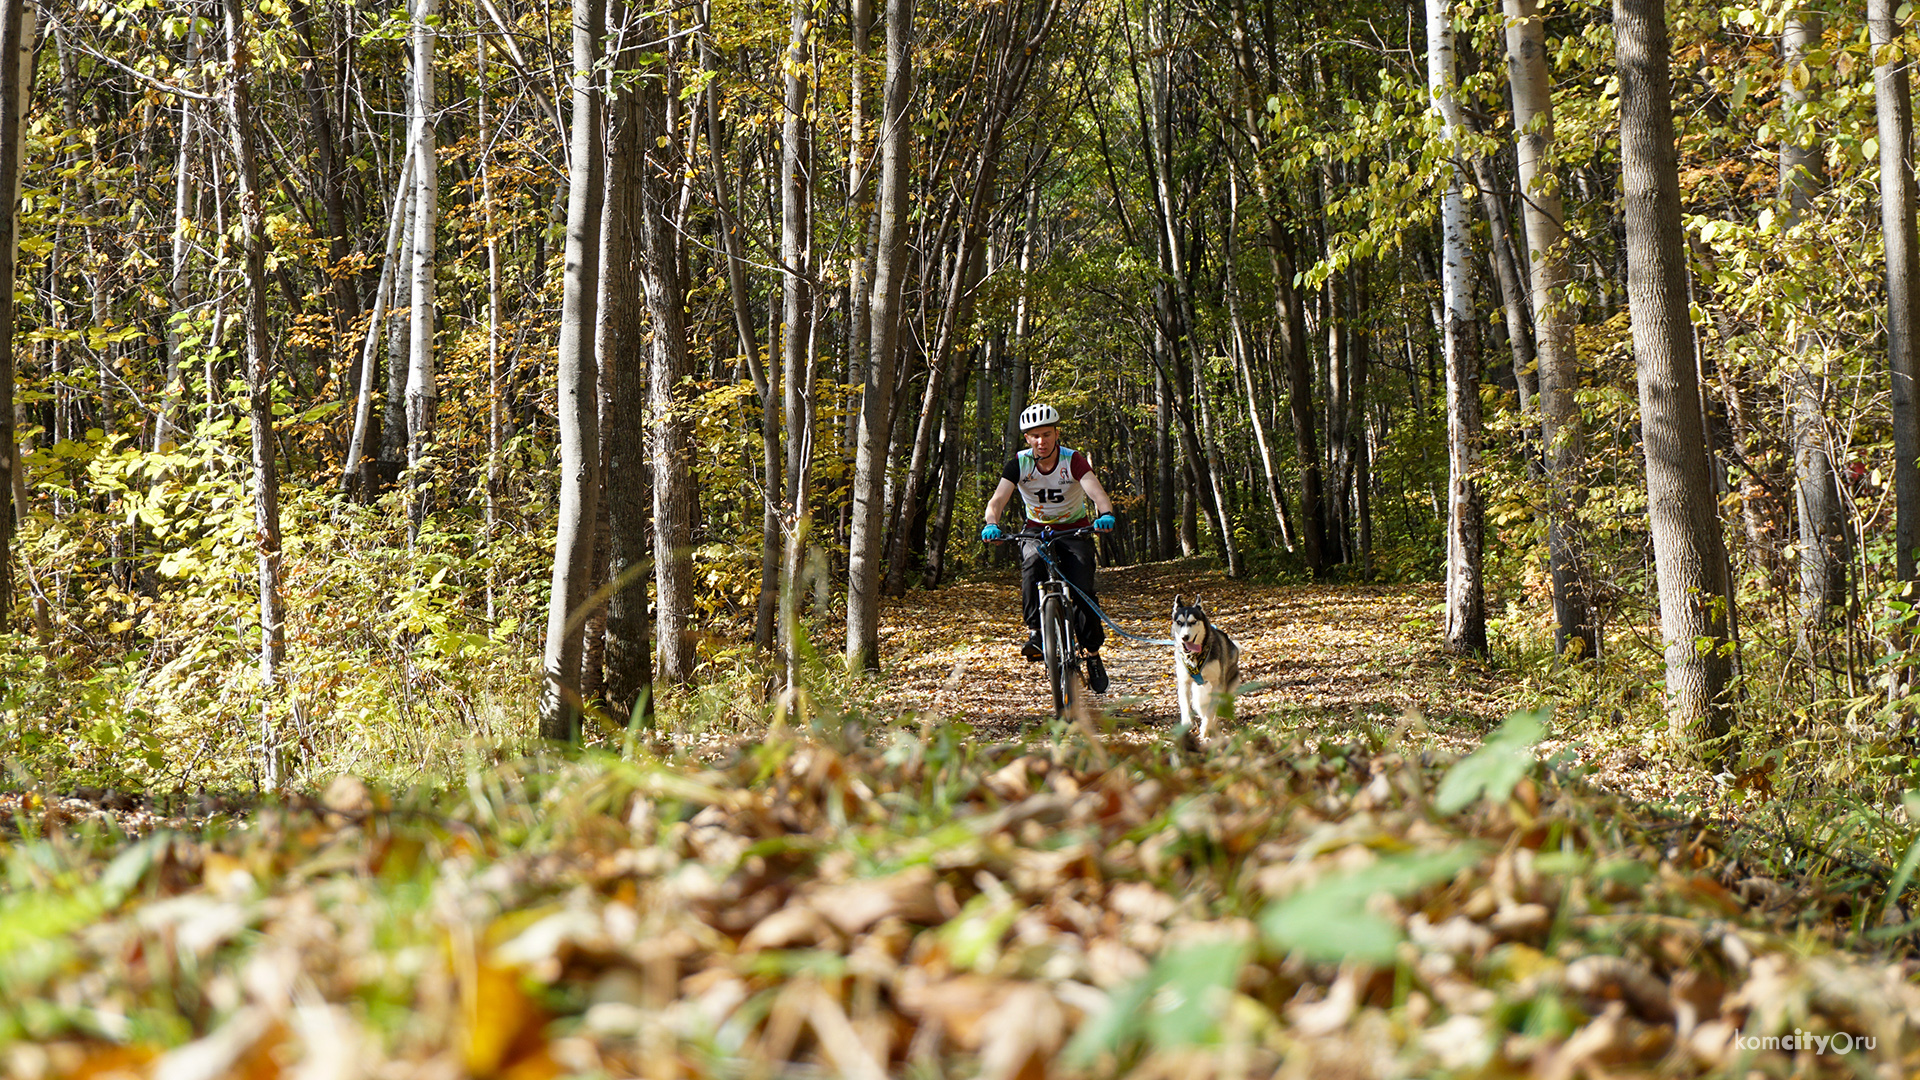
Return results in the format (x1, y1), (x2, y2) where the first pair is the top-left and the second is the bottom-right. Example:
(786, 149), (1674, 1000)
(1184, 640), (1202, 653)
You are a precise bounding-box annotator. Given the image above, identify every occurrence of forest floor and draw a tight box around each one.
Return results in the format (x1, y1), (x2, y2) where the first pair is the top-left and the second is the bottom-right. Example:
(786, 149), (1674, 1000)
(869, 559), (1697, 809)
(870, 560), (1501, 742)
(10, 563), (1920, 1079)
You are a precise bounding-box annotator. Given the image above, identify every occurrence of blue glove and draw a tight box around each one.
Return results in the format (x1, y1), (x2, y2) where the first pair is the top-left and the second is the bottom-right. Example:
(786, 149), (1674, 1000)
(981, 523), (1004, 542)
(1094, 513), (1116, 533)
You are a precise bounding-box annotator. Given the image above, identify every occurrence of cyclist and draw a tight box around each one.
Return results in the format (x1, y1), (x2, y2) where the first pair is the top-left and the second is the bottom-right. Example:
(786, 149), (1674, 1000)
(980, 403), (1117, 694)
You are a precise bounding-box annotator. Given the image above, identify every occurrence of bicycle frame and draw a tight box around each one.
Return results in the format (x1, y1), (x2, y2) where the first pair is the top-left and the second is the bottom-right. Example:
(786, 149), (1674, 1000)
(1016, 526), (1096, 718)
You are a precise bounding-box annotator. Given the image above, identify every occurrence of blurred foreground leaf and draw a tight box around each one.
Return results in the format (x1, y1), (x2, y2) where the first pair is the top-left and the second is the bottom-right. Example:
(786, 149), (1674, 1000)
(1433, 708), (1549, 815)
(1261, 846), (1484, 963)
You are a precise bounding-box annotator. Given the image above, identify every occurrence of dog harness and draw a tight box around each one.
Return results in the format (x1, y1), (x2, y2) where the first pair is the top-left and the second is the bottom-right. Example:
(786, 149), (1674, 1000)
(1003, 446), (1094, 527)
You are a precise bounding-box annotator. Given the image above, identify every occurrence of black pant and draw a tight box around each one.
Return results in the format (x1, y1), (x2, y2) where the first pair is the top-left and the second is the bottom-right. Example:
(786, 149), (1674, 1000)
(1019, 533), (1104, 653)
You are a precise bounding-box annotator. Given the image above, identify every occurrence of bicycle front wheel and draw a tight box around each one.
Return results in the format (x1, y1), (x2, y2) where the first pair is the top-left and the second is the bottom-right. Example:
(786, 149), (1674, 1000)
(1040, 593), (1070, 717)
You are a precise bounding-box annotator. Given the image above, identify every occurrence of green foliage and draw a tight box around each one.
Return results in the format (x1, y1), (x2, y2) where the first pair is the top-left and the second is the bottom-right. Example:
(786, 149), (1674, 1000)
(1261, 846), (1485, 964)
(1433, 708), (1550, 815)
(1066, 935), (1250, 1064)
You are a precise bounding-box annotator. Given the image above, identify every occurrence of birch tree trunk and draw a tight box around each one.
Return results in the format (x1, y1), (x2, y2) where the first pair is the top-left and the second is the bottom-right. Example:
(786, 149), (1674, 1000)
(404, 0), (438, 532)
(1429, 0), (1485, 656)
(340, 150), (412, 495)
(1617, 0), (1735, 749)
(1505, 0), (1597, 657)
(778, 0), (814, 687)
(539, 0), (604, 741)
(0, 0), (29, 631)
(1873, 0), (1920, 591)
(224, 0), (290, 786)
(845, 0), (913, 672)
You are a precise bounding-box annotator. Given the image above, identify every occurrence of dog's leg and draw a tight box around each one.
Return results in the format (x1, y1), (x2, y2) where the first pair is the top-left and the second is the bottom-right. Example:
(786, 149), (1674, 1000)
(1173, 655), (1194, 733)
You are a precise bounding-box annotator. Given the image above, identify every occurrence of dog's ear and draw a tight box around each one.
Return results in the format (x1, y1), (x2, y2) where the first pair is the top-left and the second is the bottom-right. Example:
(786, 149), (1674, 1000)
(1172, 594), (1183, 611)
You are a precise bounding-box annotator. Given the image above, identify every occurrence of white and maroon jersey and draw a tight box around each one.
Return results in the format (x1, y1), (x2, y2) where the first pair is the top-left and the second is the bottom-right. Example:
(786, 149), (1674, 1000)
(1003, 447), (1094, 527)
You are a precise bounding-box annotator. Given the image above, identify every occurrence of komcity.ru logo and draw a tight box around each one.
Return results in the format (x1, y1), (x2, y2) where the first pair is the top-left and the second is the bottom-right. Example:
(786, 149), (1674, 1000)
(1735, 1030), (1876, 1055)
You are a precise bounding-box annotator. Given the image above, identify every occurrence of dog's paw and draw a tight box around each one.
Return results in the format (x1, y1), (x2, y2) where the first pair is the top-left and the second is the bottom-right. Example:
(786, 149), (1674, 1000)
(1176, 724), (1203, 754)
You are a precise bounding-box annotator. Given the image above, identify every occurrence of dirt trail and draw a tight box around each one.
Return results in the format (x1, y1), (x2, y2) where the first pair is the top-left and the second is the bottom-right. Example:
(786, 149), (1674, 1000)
(874, 560), (1516, 742)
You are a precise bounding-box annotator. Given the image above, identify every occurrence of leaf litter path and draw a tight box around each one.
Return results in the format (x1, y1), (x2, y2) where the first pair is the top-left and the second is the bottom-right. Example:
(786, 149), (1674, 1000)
(873, 560), (1511, 743)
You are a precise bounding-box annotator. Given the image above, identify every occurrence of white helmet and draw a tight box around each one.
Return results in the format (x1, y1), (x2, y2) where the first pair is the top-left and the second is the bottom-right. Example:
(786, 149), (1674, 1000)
(1019, 403), (1061, 432)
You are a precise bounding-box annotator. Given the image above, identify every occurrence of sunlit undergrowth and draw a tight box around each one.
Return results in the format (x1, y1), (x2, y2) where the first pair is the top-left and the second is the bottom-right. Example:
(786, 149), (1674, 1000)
(0, 462), (820, 794)
(6, 710), (1920, 1079)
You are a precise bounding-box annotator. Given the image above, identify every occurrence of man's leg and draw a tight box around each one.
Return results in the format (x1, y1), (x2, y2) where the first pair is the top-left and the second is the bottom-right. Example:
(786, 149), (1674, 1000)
(1061, 535), (1105, 652)
(1019, 539), (1046, 660)
(1061, 535), (1109, 692)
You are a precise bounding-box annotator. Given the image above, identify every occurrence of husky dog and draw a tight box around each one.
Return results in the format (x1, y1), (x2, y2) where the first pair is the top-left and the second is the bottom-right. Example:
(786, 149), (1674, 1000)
(1172, 595), (1241, 742)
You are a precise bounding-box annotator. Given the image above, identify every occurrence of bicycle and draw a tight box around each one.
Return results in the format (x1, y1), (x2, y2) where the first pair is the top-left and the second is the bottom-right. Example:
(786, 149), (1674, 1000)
(1001, 525), (1098, 719)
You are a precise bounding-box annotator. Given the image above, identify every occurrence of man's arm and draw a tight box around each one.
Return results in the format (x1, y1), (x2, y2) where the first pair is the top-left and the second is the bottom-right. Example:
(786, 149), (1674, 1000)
(1080, 472), (1116, 518)
(984, 477), (1019, 524)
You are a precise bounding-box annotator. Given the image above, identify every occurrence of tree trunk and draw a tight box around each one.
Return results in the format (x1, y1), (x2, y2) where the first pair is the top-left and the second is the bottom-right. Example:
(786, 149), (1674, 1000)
(404, 0), (438, 532)
(778, 0), (814, 687)
(846, 0), (874, 459)
(1277, 238), (1325, 575)
(1222, 0), (1320, 572)
(0, 0), (29, 632)
(1140, 360), (1166, 559)
(1006, 191), (1036, 461)
(1505, 0), (1598, 658)
(1326, 277), (1349, 562)
(1429, 0), (1485, 656)
(643, 24), (697, 691)
(381, 176), (412, 470)
(539, 0), (604, 742)
(1195, 339), (1241, 576)
(340, 150), (412, 495)
(692, 25), (777, 655)
(1226, 173), (1293, 550)
(598, 0), (655, 726)
(224, 0), (290, 786)
(1617, 0), (1735, 749)
(1347, 268), (1373, 574)
(883, 1), (1057, 595)
(290, 0), (359, 401)
(1878, 0), (1920, 591)
(478, 35), (504, 620)
(1469, 153), (1538, 414)
(844, 0), (913, 671)
(157, 22), (202, 454)
(1137, 14), (1237, 575)
(927, 346), (973, 586)
(1782, 10), (1843, 636)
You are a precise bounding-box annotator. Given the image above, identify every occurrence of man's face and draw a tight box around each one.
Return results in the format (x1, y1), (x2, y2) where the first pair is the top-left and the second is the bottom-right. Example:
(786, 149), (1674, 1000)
(1024, 425), (1059, 458)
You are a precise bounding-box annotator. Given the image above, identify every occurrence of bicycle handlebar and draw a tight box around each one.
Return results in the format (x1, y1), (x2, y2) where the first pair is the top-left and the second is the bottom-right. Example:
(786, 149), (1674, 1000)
(985, 524), (1099, 544)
